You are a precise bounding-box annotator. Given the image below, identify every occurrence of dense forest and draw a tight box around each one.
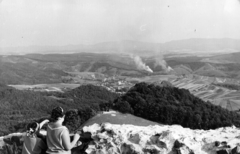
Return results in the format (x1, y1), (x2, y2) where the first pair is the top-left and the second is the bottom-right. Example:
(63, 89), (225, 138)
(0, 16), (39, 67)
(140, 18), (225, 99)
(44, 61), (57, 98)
(0, 84), (118, 135)
(112, 82), (240, 130)
(42, 84), (119, 104)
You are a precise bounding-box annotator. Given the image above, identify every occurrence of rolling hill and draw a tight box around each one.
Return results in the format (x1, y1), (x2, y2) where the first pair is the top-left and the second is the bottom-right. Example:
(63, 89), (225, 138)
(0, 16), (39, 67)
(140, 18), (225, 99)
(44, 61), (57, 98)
(1, 38), (240, 55)
(202, 52), (240, 64)
(194, 63), (227, 77)
(113, 82), (240, 130)
(0, 53), (151, 84)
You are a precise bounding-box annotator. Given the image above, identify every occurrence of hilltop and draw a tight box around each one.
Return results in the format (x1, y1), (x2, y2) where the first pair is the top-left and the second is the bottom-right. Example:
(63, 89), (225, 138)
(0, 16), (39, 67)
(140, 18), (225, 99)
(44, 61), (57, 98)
(113, 82), (240, 130)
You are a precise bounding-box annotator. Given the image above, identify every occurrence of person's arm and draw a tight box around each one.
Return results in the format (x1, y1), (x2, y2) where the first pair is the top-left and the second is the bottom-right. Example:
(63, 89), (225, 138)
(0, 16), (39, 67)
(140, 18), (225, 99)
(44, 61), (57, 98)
(36, 119), (49, 137)
(39, 119), (49, 129)
(61, 129), (80, 150)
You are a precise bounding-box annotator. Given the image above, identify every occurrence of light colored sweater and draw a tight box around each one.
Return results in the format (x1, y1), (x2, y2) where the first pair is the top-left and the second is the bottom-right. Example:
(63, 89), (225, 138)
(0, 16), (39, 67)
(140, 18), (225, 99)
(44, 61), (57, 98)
(46, 125), (70, 154)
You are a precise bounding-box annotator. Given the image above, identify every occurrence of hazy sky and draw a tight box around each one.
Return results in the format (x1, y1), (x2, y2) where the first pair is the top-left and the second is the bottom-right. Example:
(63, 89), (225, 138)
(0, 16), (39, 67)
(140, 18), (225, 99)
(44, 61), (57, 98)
(1, 0), (240, 47)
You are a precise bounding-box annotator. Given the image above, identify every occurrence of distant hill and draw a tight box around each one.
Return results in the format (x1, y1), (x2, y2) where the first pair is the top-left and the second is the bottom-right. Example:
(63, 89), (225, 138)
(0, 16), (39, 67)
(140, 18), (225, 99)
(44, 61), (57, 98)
(0, 53), (149, 84)
(0, 56), (69, 84)
(194, 63), (227, 77)
(113, 82), (240, 130)
(173, 65), (192, 75)
(1, 38), (240, 55)
(166, 56), (240, 79)
(162, 38), (240, 52)
(202, 52), (240, 64)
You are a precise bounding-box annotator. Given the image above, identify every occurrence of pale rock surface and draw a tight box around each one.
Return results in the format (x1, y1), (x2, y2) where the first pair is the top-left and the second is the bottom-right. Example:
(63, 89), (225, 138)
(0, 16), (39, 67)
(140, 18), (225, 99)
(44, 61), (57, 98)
(83, 123), (240, 154)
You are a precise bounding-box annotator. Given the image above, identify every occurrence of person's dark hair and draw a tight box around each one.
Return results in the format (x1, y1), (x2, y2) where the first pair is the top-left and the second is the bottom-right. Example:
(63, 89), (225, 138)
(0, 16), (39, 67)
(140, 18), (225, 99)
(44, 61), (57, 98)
(51, 106), (64, 122)
(26, 122), (39, 137)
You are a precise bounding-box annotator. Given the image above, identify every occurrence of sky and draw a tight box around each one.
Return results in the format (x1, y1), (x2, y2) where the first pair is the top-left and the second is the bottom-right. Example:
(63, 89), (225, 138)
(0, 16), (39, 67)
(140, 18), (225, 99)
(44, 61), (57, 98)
(1, 0), (240, 47)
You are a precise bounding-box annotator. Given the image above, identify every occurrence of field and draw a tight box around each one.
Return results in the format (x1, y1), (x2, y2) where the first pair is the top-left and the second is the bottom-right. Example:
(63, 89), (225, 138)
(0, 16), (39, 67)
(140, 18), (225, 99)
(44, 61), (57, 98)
(9, 83), (81, 92)
(83, 111), (161, 127)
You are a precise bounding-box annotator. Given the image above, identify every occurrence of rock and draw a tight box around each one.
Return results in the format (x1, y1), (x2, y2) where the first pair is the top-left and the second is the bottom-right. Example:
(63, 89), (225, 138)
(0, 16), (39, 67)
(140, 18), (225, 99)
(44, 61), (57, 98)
(173, 140), (184, 149)
(129, 134), (140, 144)
(158, 131), (175, 150)
(120, 143), (137, 154)
(173, 140), (195, 154)
(232, 146), (240, 154)
(143, 147), (160, 154)
(82, 123), (240, 154)
(149, 134), (167, 149)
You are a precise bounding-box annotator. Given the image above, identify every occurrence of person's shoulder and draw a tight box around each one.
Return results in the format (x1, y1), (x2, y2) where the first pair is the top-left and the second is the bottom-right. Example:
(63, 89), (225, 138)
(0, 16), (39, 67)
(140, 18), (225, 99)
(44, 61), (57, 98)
(62, 126), (68, 129)
(61, 126), (69, 133)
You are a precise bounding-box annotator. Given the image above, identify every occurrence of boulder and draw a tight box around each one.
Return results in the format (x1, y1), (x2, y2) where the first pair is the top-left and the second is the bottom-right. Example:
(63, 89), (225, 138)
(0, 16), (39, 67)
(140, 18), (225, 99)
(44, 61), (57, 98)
(232, 146), (240, 154)
(149, 134), (167, 149)
(128, 133), (140, 144)
(120, 143), (137, 154)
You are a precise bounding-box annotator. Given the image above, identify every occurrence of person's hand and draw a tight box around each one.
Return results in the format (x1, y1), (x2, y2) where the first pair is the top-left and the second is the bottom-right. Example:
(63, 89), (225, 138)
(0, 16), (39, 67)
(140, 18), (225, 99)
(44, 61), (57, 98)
(73, 133), (80, 140)
(77, 141), (82, 146)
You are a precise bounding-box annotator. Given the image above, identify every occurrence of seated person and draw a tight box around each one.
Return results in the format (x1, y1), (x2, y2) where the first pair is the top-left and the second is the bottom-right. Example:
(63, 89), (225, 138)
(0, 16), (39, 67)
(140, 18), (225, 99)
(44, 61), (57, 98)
(22, 119), (49, 154)
(46, 106), (80, 154)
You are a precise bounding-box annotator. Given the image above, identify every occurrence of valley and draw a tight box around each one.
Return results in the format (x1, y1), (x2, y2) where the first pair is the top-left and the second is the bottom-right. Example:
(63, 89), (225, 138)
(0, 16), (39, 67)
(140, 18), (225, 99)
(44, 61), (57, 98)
(8, 73), (240, 111)
(2, 47), (240, 112)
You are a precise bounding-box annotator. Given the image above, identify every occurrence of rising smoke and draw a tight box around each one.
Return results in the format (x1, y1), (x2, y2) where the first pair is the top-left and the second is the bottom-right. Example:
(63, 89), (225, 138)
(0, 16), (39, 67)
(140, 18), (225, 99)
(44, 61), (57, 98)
(130, 54), (153, 73)
(154, 55), (173, 72)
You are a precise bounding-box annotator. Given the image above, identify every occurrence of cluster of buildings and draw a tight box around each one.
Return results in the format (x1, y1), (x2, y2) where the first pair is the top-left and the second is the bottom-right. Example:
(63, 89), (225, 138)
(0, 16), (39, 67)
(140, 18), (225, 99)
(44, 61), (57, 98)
(97, 76), (133, 94)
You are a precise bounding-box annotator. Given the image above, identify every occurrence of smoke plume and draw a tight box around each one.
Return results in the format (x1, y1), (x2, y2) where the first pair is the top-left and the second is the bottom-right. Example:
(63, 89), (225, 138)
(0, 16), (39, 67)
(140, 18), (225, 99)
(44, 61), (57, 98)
(130, 54), (153, 73)
(154, 56), (173, 72)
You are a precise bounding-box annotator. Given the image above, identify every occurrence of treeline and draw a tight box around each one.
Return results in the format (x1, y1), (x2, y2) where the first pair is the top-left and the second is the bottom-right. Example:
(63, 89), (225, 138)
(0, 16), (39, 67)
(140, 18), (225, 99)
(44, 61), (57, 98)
(0, 84), (117, 135)
(42, 84), (119, 104)
(112, 82), (240, 130)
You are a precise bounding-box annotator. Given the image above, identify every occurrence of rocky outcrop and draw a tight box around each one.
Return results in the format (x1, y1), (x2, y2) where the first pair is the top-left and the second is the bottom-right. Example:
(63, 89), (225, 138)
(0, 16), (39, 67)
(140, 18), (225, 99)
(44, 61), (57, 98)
(83, 123), (240, 154)
(1, 123), (240, 154)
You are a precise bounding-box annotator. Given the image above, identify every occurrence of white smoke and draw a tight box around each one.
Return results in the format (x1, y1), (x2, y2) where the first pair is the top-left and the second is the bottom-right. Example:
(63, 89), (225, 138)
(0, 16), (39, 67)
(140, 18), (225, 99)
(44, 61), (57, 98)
(154, 55), (172, 72)
(167, 66), (173, 72)
(154, 58), (167, 70)
(130, 54), (153, 73)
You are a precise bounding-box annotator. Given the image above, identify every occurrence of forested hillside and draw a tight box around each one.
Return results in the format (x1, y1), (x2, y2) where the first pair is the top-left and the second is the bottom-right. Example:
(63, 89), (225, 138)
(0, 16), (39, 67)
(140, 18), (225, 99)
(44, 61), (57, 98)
(43, 84), (119, 104)
(113, 82), (240, 130)
(0, 84), (118, 135)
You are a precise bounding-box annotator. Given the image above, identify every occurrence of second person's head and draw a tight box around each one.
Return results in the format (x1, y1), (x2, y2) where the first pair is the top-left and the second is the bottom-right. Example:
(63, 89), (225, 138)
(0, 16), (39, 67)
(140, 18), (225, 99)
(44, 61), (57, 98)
(51, 106), (65, 123)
